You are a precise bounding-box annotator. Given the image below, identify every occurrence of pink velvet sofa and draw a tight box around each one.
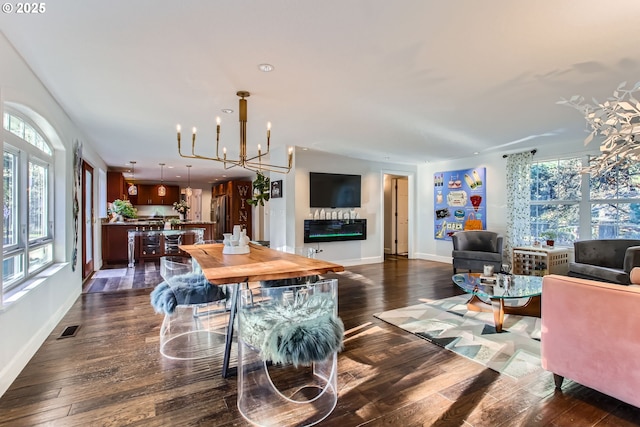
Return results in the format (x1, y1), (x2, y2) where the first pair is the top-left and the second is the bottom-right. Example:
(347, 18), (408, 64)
(541, 274), (640, 408)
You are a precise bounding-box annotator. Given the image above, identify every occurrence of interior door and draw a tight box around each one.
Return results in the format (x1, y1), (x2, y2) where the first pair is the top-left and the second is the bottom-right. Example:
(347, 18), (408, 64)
(82, 161), (94, 280)
(394, 177), (409, 255)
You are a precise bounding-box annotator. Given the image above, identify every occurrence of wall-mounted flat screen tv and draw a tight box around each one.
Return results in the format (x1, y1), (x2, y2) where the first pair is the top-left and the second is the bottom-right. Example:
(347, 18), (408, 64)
(309, 172), (361, 208)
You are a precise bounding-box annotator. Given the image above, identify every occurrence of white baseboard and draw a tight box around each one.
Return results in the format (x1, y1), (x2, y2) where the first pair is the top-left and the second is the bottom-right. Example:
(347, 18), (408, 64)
(0, 288), (79, 398)
(413, 252), (452, 264)
(337, 255), (383, 267)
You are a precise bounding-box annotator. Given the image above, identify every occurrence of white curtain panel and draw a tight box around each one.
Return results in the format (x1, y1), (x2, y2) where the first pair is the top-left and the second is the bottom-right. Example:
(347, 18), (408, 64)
(505, 152), (533, 263)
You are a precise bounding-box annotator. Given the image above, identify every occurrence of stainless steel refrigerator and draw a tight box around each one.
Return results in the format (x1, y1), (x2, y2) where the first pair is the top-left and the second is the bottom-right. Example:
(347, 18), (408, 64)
(210, 195), (227, 241)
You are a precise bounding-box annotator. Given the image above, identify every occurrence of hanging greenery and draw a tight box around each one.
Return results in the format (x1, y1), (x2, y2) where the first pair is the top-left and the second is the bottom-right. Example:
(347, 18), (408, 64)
(247, 171), (270, 206)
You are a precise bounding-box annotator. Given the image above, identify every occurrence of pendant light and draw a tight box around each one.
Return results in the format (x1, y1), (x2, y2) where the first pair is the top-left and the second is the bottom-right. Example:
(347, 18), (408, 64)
(127, 161), (138, 196)
(185, 164), (193, 197)
(158, 163), (166, 197)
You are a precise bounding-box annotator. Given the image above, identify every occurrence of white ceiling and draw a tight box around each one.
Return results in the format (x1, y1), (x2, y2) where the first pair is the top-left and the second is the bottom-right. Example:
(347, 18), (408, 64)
(2, 0), (640, 183)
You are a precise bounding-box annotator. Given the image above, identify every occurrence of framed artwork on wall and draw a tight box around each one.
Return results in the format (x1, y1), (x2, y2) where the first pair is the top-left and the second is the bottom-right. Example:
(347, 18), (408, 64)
(434, 167), (486, 240)
(271, 180), (282, 198)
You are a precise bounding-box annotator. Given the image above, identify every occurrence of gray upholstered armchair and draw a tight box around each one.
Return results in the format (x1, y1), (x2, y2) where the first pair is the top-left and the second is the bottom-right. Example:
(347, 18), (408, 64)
(451, 230), (504, 274)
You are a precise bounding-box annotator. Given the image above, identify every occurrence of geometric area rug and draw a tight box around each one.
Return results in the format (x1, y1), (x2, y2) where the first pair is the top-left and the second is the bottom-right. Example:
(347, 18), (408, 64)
(374, 294), (542, 379)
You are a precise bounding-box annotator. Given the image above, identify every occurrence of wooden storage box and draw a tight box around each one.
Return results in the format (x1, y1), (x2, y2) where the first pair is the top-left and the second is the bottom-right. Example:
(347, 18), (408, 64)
(512, 246), (571, 276)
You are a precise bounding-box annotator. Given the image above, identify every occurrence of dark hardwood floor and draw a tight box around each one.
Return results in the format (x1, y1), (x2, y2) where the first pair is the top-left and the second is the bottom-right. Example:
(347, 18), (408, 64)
(2, 257), (640, 426)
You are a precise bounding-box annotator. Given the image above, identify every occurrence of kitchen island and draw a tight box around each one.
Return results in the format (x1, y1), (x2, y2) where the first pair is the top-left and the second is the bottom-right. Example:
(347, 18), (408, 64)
(102, 222), (215, 266)
(127, 228), (204, 267)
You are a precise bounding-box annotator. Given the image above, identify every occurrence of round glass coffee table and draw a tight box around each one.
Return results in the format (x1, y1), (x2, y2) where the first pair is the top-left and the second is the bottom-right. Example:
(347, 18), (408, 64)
(452, 273), (543, 332)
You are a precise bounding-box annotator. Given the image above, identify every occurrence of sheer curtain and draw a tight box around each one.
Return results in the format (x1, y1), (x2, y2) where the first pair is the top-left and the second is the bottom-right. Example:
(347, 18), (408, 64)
(505, 152), (533, 264)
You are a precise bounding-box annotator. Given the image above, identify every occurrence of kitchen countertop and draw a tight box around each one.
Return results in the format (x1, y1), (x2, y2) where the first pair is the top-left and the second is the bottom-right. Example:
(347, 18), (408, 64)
(127, 227), (206, 267)
(103, 220), (214, 226)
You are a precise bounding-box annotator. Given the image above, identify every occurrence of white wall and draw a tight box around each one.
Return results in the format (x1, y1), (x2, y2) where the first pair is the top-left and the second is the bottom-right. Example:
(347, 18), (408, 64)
(414, 141), (599, 264)
(269, 148), (416, 265)
(0, 32), (107, 397)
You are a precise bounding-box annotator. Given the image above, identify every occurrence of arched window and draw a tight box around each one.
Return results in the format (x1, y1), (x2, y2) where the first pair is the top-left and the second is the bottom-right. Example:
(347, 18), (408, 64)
(3, 111), (55, 293)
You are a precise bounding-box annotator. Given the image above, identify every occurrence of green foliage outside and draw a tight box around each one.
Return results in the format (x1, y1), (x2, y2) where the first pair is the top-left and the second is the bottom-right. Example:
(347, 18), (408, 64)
(530, 158), (640, 244)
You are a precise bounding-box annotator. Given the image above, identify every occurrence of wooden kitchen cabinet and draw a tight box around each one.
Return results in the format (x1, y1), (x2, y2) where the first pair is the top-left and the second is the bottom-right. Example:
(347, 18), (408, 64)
(156, 185), (180, 205)
(135, 184), (180, 205)
(211, 180), (252, 238)
(135, 185), (153, 205)
(227, 180), (252, 237)
(104, 224), (206, 266)
(107, 172), (127, 203)
(102, 223), (132, 265)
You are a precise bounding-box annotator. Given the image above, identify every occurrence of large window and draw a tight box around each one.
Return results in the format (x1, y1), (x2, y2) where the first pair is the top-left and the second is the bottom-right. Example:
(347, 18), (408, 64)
(590, 162), (640, 239)
(3, 111), (54, 292)
(530, 156), (640, 245)
(530, 158), (582, 246)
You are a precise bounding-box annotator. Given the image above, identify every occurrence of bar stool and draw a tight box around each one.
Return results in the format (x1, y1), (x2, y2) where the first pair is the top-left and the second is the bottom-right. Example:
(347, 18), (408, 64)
(237, 279), (343, 426)
(150, 256), (228, 360)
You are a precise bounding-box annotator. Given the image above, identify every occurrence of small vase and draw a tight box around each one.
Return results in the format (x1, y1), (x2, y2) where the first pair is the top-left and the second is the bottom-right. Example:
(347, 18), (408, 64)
(223, 233), (232, 246)
(180, 212), (186, 221)
(239, 230), (250, 246)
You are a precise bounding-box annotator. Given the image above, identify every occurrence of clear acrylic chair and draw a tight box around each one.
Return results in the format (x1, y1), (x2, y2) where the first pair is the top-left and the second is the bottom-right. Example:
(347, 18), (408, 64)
(260, 246), (319, 288)
(151, 256), (229, 360)
(237, 279), (342, 426)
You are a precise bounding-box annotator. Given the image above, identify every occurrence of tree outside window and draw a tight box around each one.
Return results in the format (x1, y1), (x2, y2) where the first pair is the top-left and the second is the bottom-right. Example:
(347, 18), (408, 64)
(530, 156), (640, 245)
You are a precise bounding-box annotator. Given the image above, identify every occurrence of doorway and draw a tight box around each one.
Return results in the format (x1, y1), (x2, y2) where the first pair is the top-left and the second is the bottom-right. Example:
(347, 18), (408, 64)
(82, 161), (94, 281)
(384, 174), (409, 256)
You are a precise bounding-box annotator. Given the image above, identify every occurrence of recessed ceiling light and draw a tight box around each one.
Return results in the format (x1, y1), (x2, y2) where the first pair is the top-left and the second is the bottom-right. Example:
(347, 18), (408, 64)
(258, 63), (274, 72)
(221, 109), (234, 114)
(473, 151), (480, 155)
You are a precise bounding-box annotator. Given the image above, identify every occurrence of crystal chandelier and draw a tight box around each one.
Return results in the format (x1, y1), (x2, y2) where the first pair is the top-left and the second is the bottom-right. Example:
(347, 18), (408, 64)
(177, 91), (293, 174)
(558, 81), (640, 174)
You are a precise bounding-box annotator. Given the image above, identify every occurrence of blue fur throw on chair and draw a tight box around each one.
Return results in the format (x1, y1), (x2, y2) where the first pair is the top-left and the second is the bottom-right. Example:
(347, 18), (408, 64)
(150, 272), (226, 315)
(265, 314), (344, 367)
(240, 293), (344, 367)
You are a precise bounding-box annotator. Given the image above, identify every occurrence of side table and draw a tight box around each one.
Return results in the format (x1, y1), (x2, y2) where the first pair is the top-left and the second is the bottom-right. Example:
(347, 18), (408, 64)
(512, 246), (571, 276)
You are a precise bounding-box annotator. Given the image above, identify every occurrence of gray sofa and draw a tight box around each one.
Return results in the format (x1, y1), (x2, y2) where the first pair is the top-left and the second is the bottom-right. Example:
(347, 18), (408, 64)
(568, 239), (640, 285)
(451, 230), (504, 274)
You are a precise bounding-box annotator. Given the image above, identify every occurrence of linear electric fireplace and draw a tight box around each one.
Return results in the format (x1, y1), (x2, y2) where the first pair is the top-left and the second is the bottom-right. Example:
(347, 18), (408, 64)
(303, 219), (367, 243)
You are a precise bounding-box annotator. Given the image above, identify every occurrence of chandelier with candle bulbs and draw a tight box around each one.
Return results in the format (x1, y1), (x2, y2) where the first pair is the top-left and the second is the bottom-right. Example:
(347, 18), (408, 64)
(177, 91), (293, 174)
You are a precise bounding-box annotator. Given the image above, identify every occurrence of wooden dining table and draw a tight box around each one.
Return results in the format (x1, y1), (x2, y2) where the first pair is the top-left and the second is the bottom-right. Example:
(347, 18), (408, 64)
(179, 242), (345, 377)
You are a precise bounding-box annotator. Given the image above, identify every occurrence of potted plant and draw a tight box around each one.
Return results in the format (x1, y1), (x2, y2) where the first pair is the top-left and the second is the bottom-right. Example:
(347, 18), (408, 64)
(540, 230), (557, 247)
(247, 171), (270, 207)
(110, 199), (137, 221)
